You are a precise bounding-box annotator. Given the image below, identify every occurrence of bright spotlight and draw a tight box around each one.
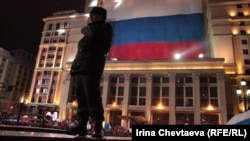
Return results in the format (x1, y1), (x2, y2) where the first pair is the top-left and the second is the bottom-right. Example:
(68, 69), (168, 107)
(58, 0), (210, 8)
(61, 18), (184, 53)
(69, 15), (76, 18)
(198, 53), (204, 58)
(111, 58), (118, 61)
(174, 53), (181, 59)
(58, 29), (66, 35)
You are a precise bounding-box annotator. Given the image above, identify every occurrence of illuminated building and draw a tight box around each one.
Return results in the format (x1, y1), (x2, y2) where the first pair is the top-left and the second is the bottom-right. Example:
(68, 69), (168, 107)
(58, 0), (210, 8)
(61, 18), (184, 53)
(0, 48), (35, 116)
(26, 0), (250, 126)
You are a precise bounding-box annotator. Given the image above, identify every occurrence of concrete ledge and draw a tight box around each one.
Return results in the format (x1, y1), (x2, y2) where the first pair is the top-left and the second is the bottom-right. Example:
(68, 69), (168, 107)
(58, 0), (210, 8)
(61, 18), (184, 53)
(0, 125), (131, 141)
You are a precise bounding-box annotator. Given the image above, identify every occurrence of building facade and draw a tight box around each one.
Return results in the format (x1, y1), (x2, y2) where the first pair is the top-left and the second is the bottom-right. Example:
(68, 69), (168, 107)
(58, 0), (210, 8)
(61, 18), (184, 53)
(0, 48), (15, 114)
(25, 0), (250, 126)
(205, 0), (250, 116)
(0, 48), (35, 116)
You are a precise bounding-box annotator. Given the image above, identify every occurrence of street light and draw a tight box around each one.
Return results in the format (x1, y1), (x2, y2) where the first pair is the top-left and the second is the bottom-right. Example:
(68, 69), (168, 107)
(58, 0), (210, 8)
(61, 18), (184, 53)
(236, 78), (250, 112)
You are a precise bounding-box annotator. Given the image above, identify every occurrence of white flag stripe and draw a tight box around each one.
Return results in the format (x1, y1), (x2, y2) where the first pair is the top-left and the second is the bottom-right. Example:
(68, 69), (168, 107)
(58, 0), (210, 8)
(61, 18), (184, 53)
(103, 0), (203, 21)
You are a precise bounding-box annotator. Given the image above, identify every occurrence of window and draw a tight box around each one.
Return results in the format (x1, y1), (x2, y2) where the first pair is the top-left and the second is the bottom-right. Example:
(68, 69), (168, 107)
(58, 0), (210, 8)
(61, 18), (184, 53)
(131, 76), (146, 84)
(243, 49), (249, 55)
(209, 77), (217, 83)
(45, 63), (53, 67)
(54, 31), (59, 36)
(162, 77), (169, 83)
(47, 24), (53, 30)
(185, 77), (193, 83)
(43, 38), (50, 43)
(50, 89), (55, 94)
(176, 87), (193, 107)
(109, 111), (122, 126)
(153, 76), (169, 83)
(36, 88), (40, 93)
(200, 76), (219, 108)
(201, 113), (219, 125)
(38, 96), (47, 103)
(50, 38), (58, 43)
(45, 32), (51, 37)
(108, 76), (124, 105)
(47, 54), (54, 60)
(185, 87), (193, 106)
(175, 75), (194, 107)
(176, 87), (184, 106)
(48, 46), (56, 52)
(152, 112), (169, 125)
(42, 79), (50, 85)
(59, 37), (66, 42)
(52, 80), (57, 85)
(210, 87), (218, 107)
(153, 77), (160, 83)
(239, 21), (245, 26)
(48, 99), (54, 103)
(200, 87), (208, 107)
(152, 86), (160, 105)
(242, 40), (248, 45)
(63, 22), (69, 29)
(244, 59), (250, 65)
(245, 70), (250, 75)
(56, 23), (60, 30)
(240, 30), (246, 35)
(129, 76), (146, 106)
(236, 4), (242, 8)
(55, 63), (60, 67)
(152, 75), (169, 106)
(238, 12), (244, 17)
(40, 88), (48, 94)
(44, 71), (51, 76)
(176, 113), (194, 125)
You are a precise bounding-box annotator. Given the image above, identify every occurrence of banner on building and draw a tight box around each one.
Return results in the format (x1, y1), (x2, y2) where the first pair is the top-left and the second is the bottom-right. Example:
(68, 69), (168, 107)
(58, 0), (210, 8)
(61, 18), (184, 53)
(103, 0), (206, 60)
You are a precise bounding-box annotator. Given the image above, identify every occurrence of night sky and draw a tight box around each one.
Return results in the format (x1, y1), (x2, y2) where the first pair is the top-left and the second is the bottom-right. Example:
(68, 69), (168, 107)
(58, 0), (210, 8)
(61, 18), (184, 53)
(0, 0), (86, 55)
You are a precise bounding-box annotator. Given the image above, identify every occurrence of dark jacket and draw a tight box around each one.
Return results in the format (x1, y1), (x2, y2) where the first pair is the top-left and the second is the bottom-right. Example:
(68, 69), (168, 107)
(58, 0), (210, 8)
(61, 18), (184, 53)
(70, 20), (113, 76)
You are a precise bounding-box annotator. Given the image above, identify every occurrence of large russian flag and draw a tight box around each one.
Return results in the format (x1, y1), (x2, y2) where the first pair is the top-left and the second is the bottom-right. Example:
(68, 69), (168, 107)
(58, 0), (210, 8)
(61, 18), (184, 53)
(103, 0), (206, 60)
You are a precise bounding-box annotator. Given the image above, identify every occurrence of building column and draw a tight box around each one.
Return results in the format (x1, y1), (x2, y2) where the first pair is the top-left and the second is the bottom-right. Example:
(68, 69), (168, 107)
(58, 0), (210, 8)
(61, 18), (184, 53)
(193, 73), (201, 124)
(102, 73), (109, 122)
(58, 71), (71, 121)
(217, 72), (227, 124)
(169, 73), (176, 124)
(145, 73), (153, 123)
(121, 74), (130, 126)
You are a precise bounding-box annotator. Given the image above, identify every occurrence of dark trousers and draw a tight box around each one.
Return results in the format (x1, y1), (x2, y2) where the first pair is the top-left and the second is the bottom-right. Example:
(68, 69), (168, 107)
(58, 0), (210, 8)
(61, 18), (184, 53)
(74, 72), (104, 125)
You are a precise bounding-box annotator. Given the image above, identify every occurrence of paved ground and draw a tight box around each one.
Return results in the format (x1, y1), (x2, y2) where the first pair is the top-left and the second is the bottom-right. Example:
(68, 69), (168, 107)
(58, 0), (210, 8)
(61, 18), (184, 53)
(0, 125), (132, 141)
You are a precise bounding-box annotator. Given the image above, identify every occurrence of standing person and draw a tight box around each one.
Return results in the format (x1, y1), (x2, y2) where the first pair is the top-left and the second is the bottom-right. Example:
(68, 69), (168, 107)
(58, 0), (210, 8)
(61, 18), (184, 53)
(66, 6), (113, 139)
(38, 108), (45, 127)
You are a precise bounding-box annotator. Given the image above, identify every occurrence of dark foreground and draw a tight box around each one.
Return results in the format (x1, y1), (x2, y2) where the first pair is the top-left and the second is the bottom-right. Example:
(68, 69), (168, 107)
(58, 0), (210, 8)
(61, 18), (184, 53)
(0, 125), (131, 141)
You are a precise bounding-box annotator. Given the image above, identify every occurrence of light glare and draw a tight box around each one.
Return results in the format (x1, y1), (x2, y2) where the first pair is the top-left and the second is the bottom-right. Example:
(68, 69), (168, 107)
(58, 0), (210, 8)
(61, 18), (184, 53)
(174, 53), (181, 59)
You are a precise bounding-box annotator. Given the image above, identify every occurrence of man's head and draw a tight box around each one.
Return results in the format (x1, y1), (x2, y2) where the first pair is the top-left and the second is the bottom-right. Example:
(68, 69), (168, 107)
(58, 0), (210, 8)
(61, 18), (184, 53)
(90, 7), (107, 22)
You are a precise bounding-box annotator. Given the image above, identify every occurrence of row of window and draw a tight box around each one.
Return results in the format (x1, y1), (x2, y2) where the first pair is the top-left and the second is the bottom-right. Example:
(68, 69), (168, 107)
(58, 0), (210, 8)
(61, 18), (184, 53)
(236, 4), (250, 8)
(109, 111), (219, 126)
(32, 71), (59, 104)
(45, 31), (67, 37)
(38, 47), (63, 68)
(43, 37), (67, 44)
(109, 76), (217, 84)
(46, 22), (69, 31)
(237, 30), (249, 35)
(237, 12), (250, 17)
(102, 75), (219, 108)
(43, 22), (68, 44)
(241, 39), (250, 65)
